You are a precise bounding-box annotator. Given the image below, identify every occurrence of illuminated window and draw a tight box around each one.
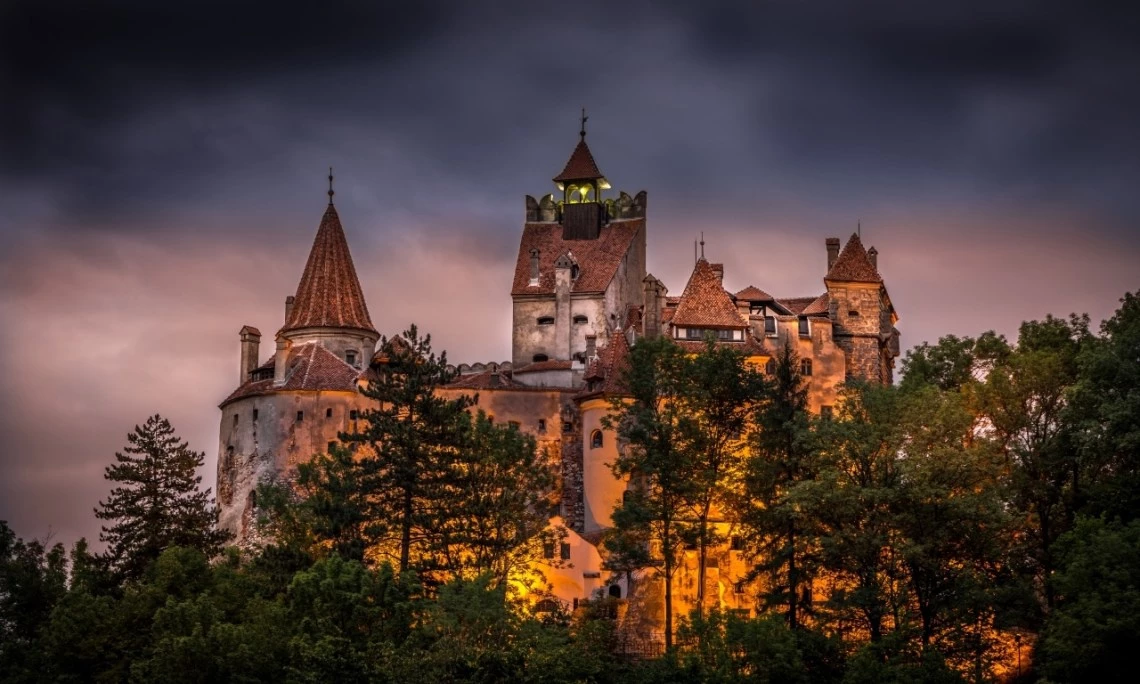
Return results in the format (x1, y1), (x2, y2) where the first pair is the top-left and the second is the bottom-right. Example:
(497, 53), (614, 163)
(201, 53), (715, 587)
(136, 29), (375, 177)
(537, 316), (554, 326)
(590, 430), (603, 449)
(533, 354), (549, 363)
(800, 359), (813, 377)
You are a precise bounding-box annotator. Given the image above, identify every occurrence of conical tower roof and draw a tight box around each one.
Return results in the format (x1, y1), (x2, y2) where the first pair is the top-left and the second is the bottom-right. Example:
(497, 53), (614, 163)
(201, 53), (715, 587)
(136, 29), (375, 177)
(280, 203), (377, 335)
(825, 233), (882, 283)
(553, 138), (605, 183)
(672, 259), (747, 328)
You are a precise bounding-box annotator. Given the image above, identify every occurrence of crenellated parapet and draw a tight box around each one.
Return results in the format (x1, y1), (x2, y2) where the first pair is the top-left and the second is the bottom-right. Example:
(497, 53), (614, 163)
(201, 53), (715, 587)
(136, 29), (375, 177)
(525, 190), (647, 222)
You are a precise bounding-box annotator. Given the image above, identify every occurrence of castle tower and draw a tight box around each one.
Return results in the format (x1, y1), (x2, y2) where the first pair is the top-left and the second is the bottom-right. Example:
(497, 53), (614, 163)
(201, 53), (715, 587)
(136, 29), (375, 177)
(510, 117), (647, 384)
(217, 178), (377, 542)
(823, 233), (899, 383)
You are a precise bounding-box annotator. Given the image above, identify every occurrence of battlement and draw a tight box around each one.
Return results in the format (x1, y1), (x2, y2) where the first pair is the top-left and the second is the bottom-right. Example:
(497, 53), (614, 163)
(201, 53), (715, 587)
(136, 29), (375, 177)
(524, 190), (647, 223)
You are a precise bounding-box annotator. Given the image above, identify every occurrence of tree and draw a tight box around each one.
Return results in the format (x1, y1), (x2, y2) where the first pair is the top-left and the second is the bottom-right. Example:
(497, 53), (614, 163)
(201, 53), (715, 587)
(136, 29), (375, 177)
(742, 341), (818, 630)
(426, 410), (559, 587)
(95, 415), (230, 581)
(0, 521), (68, 681)
(605, 335), (695, 652)
(341, 326), (475, 576)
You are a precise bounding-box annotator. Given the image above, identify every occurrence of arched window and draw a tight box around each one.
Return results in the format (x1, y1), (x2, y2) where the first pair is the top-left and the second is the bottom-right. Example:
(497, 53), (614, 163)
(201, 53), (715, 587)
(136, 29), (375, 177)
(572, 314), (588, 325)
(608, 584), (622, 599)
(570, 264), (580, 280)
(591, 429), (603, 449)
(247, 489), (257, 510)
(533, 354), (549, 363)
(537, 316), (554, 326)
(800, 359), (813, 377)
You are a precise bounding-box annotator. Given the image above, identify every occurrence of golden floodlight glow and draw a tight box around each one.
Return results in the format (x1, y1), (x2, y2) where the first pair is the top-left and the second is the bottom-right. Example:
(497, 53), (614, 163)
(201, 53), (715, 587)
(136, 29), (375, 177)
(555, 182), (565, 191)
(598, 179), (611, 190)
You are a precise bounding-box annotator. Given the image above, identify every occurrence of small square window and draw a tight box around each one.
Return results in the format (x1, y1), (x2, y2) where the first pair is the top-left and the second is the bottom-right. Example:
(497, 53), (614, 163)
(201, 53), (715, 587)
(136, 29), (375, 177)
(543, 542), (555, 559)
(537, 419), (546, 432)
(327, 441), (336, 452)
(562, 421), (573, 433)
(345, 351), (357, 366)
(326, 408), (333, 418)
(350, 410), (358, 420)
(560, 543), (571, 560)
(730, 536), (744, 551)
(296, 410), (304, 422)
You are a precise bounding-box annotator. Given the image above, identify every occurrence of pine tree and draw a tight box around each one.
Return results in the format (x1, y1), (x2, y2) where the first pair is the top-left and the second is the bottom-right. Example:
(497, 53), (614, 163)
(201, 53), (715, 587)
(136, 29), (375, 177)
(95, 415), (229, 581)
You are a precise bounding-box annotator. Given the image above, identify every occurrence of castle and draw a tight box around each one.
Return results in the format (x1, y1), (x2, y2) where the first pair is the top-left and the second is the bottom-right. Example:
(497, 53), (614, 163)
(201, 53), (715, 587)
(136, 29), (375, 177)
(216, 124), (899, 614)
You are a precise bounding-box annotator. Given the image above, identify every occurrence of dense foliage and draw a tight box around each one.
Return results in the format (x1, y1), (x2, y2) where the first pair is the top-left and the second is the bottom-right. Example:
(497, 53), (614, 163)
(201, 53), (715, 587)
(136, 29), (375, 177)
(1, 292), (1137, 683)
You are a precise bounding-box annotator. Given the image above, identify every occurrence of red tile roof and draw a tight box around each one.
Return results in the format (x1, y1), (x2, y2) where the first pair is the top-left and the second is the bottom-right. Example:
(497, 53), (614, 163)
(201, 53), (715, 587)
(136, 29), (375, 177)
(825, 233), (882, 283)
(511, 219), (644, 296)
(670, 259), (747, 329)
(220, 342), (361, 407)
(513, 359), (574, 373)
(280, 204), (377, 336)
(580, 329), (631, 397)
(734, 286), (774, 301)
(778, 297), (818, 315)
(801, 293), (830, 316)
(553, 138), (605, 182)
(447, 370), (527, 390)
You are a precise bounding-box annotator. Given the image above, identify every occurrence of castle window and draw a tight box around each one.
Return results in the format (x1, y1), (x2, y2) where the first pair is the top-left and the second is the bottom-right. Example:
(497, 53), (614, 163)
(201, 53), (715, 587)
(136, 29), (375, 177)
(345, 350), (357, 367)
(537, 316), (555, 326)
(563, 421), (573, 433)
(327, 441), (336, 452)
(590, 430), (603, 449)
(224, 445), (234, 465)
(848, 310), (861, 317)
(734, 581), (746, 595)
(560, 542), (571, 560)
(543, 542), (555, 559)
(608, 585), (622, 599)
(570, 264), (580, 280)
(296, 410), (304, 422)
(731, 535), (744, 551)
(326, 408), (333, 418)
(538, 419), (546, 432)
(350, 410), (358, 420)
(252, 409), (258, 421)
(572, 314), (588, 325)
(799, 318), (810, 336)
(533, 354), (549, 363)
(248, 490), (257, 510)
(750, 302), (764, 315)
(821, 405), (833, 420)
(233, 414), (239, 426)
(764, 316), (777, 335)
(765, 359), (776, 375)
(800, 359), (813, 377)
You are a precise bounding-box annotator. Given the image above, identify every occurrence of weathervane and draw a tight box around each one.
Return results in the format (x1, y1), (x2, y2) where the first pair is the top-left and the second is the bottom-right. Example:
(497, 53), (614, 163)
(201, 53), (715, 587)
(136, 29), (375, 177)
(328, 167), (334, 204)
(580, 107), (588, 140)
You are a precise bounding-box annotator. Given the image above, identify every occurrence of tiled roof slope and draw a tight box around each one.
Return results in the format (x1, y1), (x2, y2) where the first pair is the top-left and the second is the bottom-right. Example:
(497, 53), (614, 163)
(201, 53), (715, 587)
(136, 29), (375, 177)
(801, 293), (830, 316)
(281, 204), (377, 335)
(581, 329), (631, 397)
(671, 259), (747, 329)
(553, 139), (605, 182)
(779, 297), (818, 315)
(735, 286), (774, 301)
(825, 233), (882, 283)
(220, 342), (360, 407)
(511, 219), (644, 296)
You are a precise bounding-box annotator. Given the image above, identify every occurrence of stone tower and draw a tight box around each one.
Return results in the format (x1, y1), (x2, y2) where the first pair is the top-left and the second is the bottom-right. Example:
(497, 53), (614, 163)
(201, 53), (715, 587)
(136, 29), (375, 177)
(823, 233), (900, 383)
(216, 187), (378, 542)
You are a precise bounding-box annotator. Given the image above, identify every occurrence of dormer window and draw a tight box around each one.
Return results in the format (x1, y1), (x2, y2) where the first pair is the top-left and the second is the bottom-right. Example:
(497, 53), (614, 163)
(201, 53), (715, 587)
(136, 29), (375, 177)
(537, 316), (555, 326)
(345, 350), (357, 367)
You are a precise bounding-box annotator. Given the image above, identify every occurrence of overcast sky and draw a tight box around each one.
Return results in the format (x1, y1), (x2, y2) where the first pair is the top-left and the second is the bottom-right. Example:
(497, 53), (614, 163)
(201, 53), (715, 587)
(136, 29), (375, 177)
(2, 0), (1137, 548)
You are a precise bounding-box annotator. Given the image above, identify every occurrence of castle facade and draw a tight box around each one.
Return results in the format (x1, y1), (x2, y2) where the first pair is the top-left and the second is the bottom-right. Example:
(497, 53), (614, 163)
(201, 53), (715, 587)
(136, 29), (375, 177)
(216, 127), (900, 614)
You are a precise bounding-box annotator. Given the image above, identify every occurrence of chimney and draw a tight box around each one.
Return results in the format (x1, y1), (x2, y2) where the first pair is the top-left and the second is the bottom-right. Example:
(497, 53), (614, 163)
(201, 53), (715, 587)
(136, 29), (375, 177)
(643, 275), (662, 340)
(585, 334), (597, 362)
(273, 335), (291, 386)
(826, 238), (841, 271)
(239, 326), (261, 385)
(529, 248), (540, 286)
(284, 295), (295, 324)
(868, 246), (878, 270)
(711, 263), (724, 282)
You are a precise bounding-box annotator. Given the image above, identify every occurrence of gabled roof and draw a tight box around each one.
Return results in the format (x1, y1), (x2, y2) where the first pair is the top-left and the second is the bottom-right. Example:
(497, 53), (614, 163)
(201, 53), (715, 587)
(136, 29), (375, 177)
(671, 259), (747, 329)
(801, 293), (830, 316)
(220, 342), (361, 407)
(825, 233), (882, 283)
(778, 297), (818, 315)
(512, 219), (644, 296)
(734, 286), (774, 301)
(280, 204), (377, 336)
(553, 139), (605, 182)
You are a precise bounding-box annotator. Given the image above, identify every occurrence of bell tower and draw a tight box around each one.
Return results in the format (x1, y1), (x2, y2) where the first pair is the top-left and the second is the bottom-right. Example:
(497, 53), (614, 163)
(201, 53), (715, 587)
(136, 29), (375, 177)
(553, 109), (610, 240)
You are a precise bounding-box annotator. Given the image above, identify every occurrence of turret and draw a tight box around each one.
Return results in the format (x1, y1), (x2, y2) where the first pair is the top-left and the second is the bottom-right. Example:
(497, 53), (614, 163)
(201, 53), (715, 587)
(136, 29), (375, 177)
(553, 110), (610, 240)
(239, 326), (261, 384)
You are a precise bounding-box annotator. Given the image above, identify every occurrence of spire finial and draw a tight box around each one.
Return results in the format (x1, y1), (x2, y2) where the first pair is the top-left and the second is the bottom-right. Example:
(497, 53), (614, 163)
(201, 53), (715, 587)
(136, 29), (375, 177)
(328, 167), (335, 205)
(700, 231), (706, 259)
(580, 107), (588, 140)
